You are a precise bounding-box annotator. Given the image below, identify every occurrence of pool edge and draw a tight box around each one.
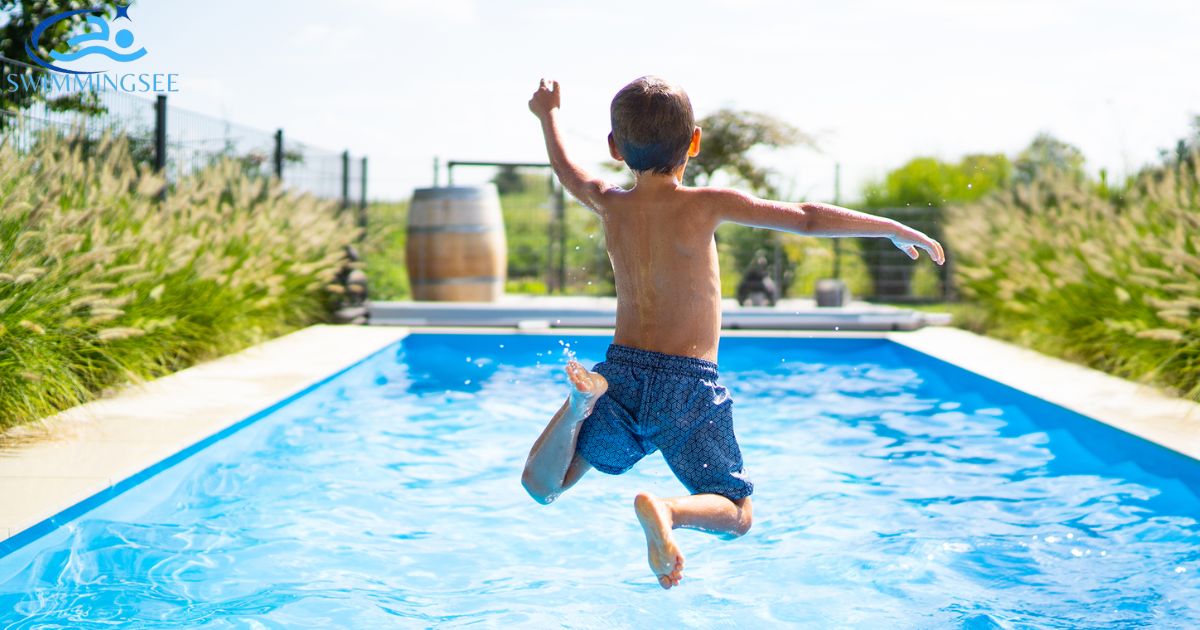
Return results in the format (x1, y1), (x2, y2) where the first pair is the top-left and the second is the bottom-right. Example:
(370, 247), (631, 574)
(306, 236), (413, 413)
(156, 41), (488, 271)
(0, 325), (410, 556)
(887, 326), (1200, 460)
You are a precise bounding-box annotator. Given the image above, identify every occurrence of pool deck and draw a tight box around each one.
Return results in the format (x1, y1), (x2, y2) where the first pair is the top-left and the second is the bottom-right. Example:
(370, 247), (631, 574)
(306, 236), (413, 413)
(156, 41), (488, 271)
(2, 323), (1198, 550)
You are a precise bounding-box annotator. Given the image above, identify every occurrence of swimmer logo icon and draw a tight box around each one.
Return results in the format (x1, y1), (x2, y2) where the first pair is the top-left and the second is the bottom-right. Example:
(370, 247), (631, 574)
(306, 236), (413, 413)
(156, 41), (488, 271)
(26, 5), (148, 75)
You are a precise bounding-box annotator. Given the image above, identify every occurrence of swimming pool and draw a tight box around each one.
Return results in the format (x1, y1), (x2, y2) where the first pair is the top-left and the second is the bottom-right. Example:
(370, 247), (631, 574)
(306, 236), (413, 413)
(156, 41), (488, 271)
(2, 332), (1198, 627)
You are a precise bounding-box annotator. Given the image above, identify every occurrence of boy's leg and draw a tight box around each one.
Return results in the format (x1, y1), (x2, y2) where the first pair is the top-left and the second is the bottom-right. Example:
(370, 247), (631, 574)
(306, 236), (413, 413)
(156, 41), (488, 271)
(521, 360), (607, 504)
(634, 492), (752, 589)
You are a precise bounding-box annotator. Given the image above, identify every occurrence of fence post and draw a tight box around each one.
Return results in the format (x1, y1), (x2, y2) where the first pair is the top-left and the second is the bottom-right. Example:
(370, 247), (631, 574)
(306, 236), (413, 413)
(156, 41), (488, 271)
(359, 156), (368, 242)
(153, 95), (167, 173)
(341, 150), (351, 210)
(273, 129), (284, 179)
(545, 173), (556, 294)
(556, 182), (566, 294)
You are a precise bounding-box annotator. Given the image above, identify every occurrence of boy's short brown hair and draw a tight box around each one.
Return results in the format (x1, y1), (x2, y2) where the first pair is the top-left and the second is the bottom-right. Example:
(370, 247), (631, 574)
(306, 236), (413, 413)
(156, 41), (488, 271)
(610, 76), (695, 175)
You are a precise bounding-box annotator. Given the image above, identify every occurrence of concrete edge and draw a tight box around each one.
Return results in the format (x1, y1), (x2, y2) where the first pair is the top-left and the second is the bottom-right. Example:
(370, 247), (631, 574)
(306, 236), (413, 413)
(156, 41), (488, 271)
(888, 326), (1200, 460)
(0, 325), (409, 546)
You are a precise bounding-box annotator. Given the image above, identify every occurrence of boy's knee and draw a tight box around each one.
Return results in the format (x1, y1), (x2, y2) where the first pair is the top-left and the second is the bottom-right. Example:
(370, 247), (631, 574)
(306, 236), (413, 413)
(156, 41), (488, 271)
(521, 471), (556, 505)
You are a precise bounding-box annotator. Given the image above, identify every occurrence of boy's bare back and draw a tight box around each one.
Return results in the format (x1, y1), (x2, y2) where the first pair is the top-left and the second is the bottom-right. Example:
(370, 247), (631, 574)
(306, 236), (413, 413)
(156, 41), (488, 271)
(596, 184), (726, 362)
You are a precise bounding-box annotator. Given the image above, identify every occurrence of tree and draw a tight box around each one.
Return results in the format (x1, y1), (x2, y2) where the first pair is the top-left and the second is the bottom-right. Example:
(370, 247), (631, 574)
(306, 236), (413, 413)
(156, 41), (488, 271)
(863, 153), (1011, 209)
(1013, 133), (1085, 184)
(1, 1), (123, 115)
(491, 165), (527, 195)
(683, 108), (815, 197)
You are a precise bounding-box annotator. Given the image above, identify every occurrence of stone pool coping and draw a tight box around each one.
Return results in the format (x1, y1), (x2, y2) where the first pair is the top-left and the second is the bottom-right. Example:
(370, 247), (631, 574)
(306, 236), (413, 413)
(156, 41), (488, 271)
(1, 323), (1197, 548)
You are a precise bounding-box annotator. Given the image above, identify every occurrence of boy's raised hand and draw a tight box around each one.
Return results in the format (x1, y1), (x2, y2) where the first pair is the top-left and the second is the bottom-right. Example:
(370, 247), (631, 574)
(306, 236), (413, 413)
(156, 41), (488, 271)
(890, 225), (946, 265)
(529, 79), (561, 120)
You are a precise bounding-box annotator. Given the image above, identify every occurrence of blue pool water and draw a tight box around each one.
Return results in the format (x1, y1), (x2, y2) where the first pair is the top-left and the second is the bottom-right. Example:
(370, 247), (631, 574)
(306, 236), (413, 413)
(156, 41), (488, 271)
(2, 333), (1199, 628)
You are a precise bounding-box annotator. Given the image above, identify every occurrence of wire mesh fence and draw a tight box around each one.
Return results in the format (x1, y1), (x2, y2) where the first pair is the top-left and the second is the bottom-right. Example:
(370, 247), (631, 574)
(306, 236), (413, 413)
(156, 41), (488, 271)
(0, 56), (365, 206)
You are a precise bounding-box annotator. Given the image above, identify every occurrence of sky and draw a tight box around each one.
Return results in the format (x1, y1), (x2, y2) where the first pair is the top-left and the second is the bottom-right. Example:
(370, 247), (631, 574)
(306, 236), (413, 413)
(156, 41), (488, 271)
(14, 0), (1200, 201)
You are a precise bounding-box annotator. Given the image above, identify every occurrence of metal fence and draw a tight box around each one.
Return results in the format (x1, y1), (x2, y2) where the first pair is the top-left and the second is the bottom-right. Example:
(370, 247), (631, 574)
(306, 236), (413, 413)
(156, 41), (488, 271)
(0, 56), (366, 214)
(853, 206), (954, 302)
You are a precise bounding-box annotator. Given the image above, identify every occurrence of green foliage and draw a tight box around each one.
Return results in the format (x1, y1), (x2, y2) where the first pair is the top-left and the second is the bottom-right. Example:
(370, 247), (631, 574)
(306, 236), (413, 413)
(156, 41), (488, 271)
(0, 133), (357, 429)
(863, 154), (1011, 209)
(0, 1), (124, 115)
(947, 142), (1200, 400)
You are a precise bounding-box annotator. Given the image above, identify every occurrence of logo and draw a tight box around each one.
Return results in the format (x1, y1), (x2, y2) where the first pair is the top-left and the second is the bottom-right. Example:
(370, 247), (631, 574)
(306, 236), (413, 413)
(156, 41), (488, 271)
(26, 5), (146, 75)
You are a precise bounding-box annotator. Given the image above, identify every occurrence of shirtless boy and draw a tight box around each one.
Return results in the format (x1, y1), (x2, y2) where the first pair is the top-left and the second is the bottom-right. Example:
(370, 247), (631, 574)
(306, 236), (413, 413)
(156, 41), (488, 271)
(520, 76), (945, 589)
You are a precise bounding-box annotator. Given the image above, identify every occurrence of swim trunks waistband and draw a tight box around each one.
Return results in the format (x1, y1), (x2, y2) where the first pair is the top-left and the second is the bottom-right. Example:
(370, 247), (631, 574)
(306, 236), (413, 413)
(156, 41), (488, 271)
(604, 344), (718, 380)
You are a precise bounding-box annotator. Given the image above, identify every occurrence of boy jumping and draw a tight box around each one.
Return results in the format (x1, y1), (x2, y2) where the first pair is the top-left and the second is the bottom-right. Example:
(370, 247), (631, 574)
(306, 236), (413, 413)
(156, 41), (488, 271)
(520, 77), (945, 589)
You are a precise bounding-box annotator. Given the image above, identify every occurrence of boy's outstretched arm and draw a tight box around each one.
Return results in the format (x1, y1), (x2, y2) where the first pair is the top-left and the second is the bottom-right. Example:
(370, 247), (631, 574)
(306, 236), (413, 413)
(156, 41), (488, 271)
(529, 79), (612, 213)
(716, 191), (945, 264)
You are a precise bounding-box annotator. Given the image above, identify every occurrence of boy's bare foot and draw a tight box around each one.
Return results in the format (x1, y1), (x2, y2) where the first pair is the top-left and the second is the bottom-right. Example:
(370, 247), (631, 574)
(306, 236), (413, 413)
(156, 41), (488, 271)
(634, 492), (685, 589)
(565, 360), (607, 411)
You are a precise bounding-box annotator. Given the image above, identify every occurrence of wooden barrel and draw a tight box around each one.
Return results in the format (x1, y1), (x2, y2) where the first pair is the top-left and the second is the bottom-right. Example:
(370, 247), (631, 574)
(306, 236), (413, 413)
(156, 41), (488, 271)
(405, 185), (507, 301)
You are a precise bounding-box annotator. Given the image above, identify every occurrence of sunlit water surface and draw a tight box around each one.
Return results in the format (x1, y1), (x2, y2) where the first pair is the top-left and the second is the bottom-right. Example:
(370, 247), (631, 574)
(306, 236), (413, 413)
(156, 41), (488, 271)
(2, 334), (1198, 628)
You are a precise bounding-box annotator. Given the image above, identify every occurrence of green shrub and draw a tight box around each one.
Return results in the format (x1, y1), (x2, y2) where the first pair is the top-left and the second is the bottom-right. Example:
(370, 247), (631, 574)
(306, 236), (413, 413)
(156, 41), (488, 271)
(364, 200), (411, 300)
(0, 134), (356, 429)
(947, 150), (1200, 400)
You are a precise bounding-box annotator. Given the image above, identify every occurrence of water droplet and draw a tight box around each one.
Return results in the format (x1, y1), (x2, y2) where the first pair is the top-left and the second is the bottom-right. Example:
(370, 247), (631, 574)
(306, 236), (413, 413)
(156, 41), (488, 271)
(499, 344), (505, 349)
(1066, 533), (1074, 539)
(1177, 566), (1188, 574)
(1100, 550), (1107, 556)
(1070, 548), (1083, 557)
(464, 379), (472, 385)
(967, 183), (973, 189)
(702, 463), (709, 468)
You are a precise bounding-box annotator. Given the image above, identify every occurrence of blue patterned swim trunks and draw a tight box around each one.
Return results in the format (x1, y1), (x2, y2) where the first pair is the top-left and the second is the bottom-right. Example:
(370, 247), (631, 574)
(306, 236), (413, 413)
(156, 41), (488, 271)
(575, 344), (753, 500)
